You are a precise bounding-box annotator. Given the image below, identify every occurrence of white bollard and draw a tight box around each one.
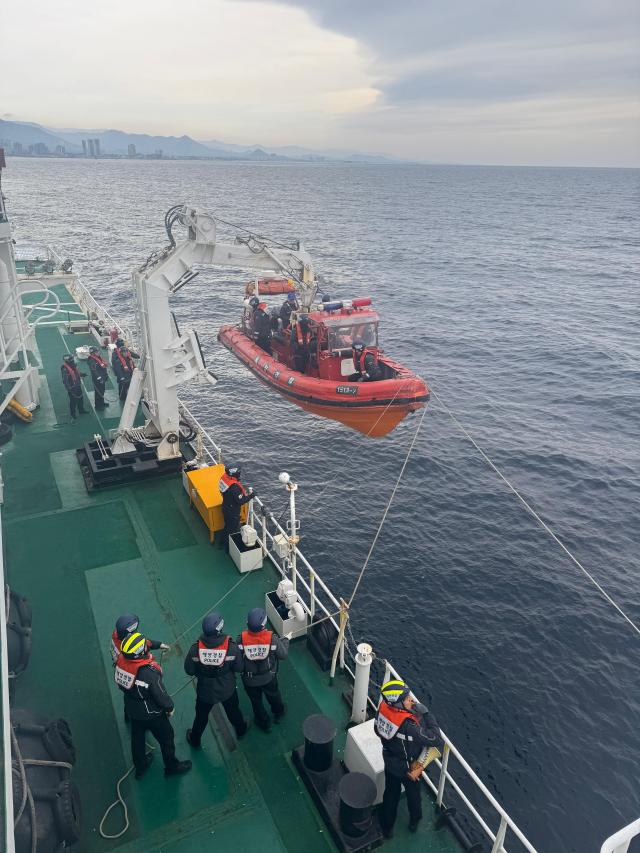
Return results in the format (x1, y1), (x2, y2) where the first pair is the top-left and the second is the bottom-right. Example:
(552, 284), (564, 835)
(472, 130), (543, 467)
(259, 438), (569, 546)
(351, 642), (373, 723)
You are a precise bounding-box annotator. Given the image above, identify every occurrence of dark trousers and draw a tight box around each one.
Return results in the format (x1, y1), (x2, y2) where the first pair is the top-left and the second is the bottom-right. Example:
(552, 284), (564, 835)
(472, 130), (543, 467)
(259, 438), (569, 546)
(243, 676), (284, 727)
(93, 379), (106, 409)
(131, 714), (178, 772)
(190, 691), (247, 743)
(219, 512), (240, 552)
(67, 389), (86, 417)
(118, 377), (131, 400)
(380, 769), (422, 833)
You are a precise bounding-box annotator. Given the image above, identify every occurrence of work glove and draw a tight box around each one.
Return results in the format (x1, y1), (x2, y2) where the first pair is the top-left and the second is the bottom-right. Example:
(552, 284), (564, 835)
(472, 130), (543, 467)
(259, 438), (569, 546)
(160, 643), (170, 651)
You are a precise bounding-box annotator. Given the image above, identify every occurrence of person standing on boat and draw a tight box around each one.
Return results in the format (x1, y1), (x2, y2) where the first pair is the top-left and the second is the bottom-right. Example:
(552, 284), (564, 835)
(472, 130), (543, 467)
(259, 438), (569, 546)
(111, 338), (137, 400)
(61, 354), (88, 419)
(237, 608), (290, 732)
(87, 346), (109, 410)
(375, 680), (442, 838)
(115, 631), (192, 779)
(292, 315), (311, 373)
(184, 611), (248, 747)
(110, 613), (169, 665)
(254, 301), (272, 353)
(350, 339), (381, 382)
(280, 292), (299, 330)
(218, 464), (255, 551)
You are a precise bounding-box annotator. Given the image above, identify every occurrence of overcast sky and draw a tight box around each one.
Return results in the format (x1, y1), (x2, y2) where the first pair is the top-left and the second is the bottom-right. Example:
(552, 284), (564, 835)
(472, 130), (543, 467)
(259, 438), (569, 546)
(1, 0), (638, 165)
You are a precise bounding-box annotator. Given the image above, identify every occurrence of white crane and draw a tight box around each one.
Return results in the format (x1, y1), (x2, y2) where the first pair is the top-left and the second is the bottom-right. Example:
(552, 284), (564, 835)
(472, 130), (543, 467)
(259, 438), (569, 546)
(111, 205), (315, 459)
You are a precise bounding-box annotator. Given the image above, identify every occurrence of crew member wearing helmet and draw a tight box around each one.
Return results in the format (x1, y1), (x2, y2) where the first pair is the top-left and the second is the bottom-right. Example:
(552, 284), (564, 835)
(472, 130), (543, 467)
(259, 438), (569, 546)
(375, 679), (442, 837)
(237, 608), (290, 732)
(114, 632), (191, 779)
(109, 614), (169, 665)
(183, 611), (247, 747)
(280, 291), (299, 330)
(111, 338), (137, 400)
(350, 338), (381, 382)
(87, 346), (109, 410)
(60, 354), (88, 419)
(254, 301), (272, 353)
(218, 464), (255, 552)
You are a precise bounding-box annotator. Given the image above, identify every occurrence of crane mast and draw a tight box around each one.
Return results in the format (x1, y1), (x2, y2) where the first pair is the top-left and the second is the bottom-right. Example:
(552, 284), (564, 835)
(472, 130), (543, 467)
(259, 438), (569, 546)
(111, 206), (314, 459)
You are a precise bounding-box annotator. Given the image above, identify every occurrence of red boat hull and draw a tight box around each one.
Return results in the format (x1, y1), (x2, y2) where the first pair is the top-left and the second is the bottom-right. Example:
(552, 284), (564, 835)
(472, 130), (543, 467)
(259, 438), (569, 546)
(218, 325), (429, 437)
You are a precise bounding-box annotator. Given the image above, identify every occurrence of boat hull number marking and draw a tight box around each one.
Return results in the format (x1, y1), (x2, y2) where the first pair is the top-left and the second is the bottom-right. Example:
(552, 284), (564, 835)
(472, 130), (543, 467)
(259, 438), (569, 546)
(287, 377), (295, 386)
(336, 385), (358, 396)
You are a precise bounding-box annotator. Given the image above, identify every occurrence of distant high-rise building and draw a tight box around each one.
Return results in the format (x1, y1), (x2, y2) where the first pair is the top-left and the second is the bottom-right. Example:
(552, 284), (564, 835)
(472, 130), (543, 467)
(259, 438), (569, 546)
(88, 139), (95, 157)
(154, 149), (163, 158)
(82, 139), (87, 156)
(12, 142), (23, 155)
(55, 145), (66, 155)
(127, 144), (136, 157)
(33, 143), (48, 155)
(94, 138), (100, 156)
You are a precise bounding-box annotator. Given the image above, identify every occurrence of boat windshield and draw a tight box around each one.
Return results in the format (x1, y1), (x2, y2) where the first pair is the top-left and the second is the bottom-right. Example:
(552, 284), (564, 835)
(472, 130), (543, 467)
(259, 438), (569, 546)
(327, 321), (377, 351)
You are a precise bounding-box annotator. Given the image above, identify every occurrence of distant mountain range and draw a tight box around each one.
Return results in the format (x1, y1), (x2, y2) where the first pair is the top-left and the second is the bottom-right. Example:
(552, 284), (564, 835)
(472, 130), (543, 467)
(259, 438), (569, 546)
(0, 119), (408, 164)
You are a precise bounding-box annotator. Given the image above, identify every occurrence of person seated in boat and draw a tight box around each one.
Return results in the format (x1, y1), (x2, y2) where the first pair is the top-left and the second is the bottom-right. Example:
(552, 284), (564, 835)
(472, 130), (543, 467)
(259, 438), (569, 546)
(350, 339), (382, 381)
(292, 315), (310, 373)
(280, 292), (299, 330)
(254, 302), (272, 354)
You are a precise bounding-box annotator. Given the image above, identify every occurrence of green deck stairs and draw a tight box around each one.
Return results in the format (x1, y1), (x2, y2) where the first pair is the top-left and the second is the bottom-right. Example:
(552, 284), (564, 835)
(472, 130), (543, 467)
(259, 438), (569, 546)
(2, 283), (460, 852)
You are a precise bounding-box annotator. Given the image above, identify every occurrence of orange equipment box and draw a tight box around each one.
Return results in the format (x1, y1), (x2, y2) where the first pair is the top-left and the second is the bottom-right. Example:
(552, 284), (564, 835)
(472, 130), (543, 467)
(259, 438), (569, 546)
(185, 464), (248, 543)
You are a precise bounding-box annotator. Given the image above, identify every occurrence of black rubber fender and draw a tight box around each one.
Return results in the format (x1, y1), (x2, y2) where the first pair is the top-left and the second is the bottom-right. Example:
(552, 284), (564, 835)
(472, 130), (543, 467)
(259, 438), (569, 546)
(42, 719), (76, 766)
(0, 422), (12, 445)
(52, 779), (82, 845)
(6, 587), (32, 677)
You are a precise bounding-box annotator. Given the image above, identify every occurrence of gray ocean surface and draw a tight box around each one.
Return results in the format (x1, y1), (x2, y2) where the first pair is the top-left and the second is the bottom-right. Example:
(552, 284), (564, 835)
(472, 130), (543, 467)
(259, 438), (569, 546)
(6, 158), (640, 852)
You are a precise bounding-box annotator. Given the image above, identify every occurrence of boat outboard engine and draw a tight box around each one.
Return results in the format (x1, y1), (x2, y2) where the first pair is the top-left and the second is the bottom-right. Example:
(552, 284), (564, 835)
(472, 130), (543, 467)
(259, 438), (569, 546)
(11, 708), (82, 852)
(5, 585), (32, 677)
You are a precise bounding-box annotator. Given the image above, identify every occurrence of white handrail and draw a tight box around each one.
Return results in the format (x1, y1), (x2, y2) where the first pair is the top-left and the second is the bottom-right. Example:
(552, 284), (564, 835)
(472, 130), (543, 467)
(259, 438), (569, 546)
(0, 497), (17, 852)
(601, 819), (640, 853)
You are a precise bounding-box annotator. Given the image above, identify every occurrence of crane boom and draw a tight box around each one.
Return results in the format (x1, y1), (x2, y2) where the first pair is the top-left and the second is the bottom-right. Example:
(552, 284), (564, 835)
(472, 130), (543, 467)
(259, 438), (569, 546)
(112, 206), (314, 458)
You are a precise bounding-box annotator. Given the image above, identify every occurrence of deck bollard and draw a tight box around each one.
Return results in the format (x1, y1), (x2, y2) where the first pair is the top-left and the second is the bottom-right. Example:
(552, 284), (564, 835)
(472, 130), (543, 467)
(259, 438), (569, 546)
(338, 772), (377, 838)
(302, 714), (337, 772)
(351, 642), (372, 723)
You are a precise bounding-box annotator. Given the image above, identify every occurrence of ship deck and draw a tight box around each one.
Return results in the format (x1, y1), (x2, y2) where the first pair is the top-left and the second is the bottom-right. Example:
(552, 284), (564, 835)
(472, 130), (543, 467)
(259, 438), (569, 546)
(2, 282), (460, 852)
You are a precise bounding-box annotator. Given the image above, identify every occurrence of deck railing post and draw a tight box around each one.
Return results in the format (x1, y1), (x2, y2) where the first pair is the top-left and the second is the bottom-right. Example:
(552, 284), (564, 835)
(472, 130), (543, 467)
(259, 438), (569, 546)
(309, 568), (316, 623)
(436, 742), (450, 808)
(351, 643), (372, 723)
(491, 815), (508, 853)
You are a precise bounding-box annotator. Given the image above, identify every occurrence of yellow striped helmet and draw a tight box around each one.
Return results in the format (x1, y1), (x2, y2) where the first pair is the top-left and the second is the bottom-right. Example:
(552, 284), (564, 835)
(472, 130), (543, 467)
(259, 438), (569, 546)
(121, 632), (147, 659)
(381, 679), (410, 705)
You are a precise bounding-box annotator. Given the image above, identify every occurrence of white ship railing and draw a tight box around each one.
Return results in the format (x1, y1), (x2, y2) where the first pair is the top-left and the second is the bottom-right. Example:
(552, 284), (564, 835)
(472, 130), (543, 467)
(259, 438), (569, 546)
(0, 494), (17, 853)
(179, 400), (537, 853)
(601, 819), (640, 853)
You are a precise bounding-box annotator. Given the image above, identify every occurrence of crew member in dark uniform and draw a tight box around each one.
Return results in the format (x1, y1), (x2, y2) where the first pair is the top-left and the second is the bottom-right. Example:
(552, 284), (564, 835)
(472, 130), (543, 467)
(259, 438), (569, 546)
(218, 464), (255, 552)
(87, 346), (109, 410)
(292, 315), (310, 374)
(375, 679), (442, 837)
(115, 632), (191, 779)
(111, 339), (136, 400)
(60, 354), (87, 419)
(280, 292), (299, 329)
(184, 611), (248, 747)
(350, 338), (382, 381)
(109, 614), (169, 665)
(237, 608), (290, 732)
(254, 302), (272, 353)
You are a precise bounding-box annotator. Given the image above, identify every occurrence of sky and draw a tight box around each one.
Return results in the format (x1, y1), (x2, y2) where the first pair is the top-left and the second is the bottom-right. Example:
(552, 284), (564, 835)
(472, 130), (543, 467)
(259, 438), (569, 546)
(1, 0), (639, 166)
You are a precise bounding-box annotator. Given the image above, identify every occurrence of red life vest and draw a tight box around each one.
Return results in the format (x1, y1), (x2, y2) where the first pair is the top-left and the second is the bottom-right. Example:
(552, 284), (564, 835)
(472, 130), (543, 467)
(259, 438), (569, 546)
(114, 653), (161, 691)
(62, 362), (80, 383)
(296, 324), (309, 346)
(197, 636), (230, 666)
(89, 352), (107, 369)
(354, 347), (378, 375)
(219, 472), (246, 496)
(240, 629), (274, 661)
(115, 348), (134, 372)
(376, 701), (419, 740)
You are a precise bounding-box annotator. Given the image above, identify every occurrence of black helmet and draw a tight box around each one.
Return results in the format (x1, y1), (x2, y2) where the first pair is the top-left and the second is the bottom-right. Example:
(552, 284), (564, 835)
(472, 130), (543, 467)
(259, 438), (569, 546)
(63, 354), (75, 363)
(115, 613), (139, 640)
(115, 338), (125, 348)
(202, 611), (224, 636)
(249, 296), (260, 309)
(89, 345), (99, 354)
(352, 338), (365, 351)
(225, 464), (241, 479)
(121, 632), (148, 659)
(247, 607), (267, 632)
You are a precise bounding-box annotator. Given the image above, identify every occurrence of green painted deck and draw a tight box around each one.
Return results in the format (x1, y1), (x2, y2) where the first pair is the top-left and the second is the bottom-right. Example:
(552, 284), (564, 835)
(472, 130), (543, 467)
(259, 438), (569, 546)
(2, 282), (460, 852)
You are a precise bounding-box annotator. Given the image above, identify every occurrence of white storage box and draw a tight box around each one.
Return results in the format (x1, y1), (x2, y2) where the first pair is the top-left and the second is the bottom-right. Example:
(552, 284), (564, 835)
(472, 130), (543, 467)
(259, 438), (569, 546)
(344, 719), (385, 804)
(273, 533), (289, 559)
(229, 532), (263, 574)
(265, 589), (308, 638)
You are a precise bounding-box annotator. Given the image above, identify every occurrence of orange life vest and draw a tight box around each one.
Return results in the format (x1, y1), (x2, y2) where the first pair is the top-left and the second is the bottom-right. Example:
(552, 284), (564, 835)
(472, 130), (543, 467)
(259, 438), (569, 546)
(197, 636), (230, 666)
(219, 472), (246, 496)
(240, 629), (274, 661)
(115, 348), (134, 372)
(62, 362), (80, 382)
(376, 701), (419, 740)
(354, 347), (378, 375)
(89, 352), (107, 369)
(296, 324), (309, 346)
(114, 653), (161, 691)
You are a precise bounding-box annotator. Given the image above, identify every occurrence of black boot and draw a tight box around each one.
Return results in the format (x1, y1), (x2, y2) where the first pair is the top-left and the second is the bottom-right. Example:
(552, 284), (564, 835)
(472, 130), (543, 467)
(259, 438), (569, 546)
(135, 754), (153, 779)
(186, 729), (201, 749)
(164, 760), (192, 776)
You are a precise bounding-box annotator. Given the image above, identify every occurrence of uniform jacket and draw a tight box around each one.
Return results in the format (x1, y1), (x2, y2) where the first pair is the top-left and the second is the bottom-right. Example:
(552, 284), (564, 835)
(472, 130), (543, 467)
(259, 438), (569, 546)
(184, 632), (242, 704)
(114, 654), (174, 721)
(237, 629), (289, 688)
(374, 701), (442, 778)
